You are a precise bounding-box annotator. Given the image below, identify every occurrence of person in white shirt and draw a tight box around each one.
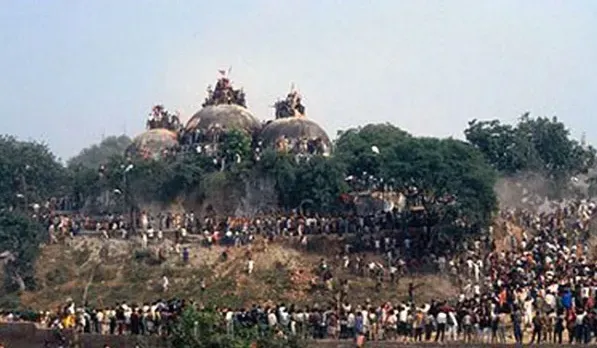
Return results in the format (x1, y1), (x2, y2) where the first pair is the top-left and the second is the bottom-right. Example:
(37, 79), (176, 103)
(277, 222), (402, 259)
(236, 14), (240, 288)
(347, 312), (356, 338)
(279, 310), (290, 327)
(162, 276), (169, 292)
(225, 309), (235, 335)
(473, 261), (481, 282)
(545, 291), (556, 310)
(267, 310), (278, 328)
(398, 305), (409, 342)
(140, 213), (149, 232)
(386, 310), (398, 340)
(247, 258), (254, 275)
(361, 309), (370, 335)
(523, 296), (534, 328)
(437, 256), (446, 272)
(447, 310), (458, 341)
(95, 310), (104, 334)
(581, 284), (590, 299)
(435, 311), (447, 342)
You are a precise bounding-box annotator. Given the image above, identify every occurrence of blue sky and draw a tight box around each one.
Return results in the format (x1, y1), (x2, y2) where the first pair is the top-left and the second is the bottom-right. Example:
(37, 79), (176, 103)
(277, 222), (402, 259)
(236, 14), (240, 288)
(1, 0), (596, 161)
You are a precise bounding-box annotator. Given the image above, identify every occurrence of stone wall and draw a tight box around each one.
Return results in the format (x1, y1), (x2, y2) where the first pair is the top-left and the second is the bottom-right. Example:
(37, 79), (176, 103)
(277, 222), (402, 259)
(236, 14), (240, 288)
(0, 323), (164, 348)
(0, 323), (576, 347)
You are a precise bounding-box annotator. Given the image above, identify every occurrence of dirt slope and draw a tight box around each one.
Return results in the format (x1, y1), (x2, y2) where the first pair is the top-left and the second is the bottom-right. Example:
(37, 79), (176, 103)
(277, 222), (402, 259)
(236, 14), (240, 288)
(19, 236), (456, 311)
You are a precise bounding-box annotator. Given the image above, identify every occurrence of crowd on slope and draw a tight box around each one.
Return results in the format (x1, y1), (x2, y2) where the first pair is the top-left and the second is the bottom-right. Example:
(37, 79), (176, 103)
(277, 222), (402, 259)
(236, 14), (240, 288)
(43, 188), (471, 282)
(5, 197), (597, 345)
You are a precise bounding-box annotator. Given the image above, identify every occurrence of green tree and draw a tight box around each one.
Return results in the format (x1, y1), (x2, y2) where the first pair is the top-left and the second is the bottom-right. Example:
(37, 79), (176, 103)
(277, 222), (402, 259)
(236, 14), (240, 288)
(335, 123), (410, 177)
(67, 135), (132, 169)
(256, 150), (298, 209)
(0, 135), (67, 210)
(334, 124), (498, 227)
(68, 165), (104, 210)
(170, 307), (305, 348)
(292, 156), (348, 212)
(465, 114), (596, 178)
(256, 150), (348, 212)
(0, 136), (65, 293)
(160, 151), (213, 201)
(220, 129), (252, 168)
(463, 119), (532, 174)
(119, 158), (170, 204)
(381, 136), (498, 226)
(0, 210), (46, 292)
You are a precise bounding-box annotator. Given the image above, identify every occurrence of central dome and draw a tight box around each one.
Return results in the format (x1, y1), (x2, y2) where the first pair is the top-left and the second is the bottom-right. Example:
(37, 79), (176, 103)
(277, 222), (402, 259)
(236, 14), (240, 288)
(126, 128), (179, 160)
(185, 104), (261, 136)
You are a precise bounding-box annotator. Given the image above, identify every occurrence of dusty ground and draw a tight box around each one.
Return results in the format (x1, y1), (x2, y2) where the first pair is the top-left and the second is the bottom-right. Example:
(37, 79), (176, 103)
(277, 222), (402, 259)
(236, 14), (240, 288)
(16, 235), (457, 311)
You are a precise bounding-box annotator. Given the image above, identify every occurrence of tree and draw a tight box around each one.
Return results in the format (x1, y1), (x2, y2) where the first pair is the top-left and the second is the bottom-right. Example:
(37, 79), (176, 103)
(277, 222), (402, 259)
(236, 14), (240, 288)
(381, 136), (498, 226)
(463, 119), (532, 174)
(292, 156), (348, 212)
(256, 151), (348, 212)
(170, 307), (305, 348)
(160, 151), (212, 202)
(334, 124), (498, 227)
(465, 114), (596, 178)
(0, 210), (46, 293)
(111, 157), (171, 205)
(0, 136), (65, 293)
(68, 165), (105, 210)
(256, 150), (298, 209)
(335, 123), (410, 177)
(220, 129), (252, 168)
(0, 135), (67, 210)
(67, 135), (132, 169)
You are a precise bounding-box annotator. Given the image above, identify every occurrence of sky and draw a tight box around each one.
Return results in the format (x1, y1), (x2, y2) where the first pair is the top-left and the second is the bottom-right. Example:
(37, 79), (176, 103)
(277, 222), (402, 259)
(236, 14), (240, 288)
(1, 0), (596, 161)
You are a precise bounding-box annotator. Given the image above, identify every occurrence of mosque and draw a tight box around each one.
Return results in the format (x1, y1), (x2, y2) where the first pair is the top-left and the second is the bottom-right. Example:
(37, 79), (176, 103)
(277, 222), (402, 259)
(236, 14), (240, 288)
(126, 70), (331, 160)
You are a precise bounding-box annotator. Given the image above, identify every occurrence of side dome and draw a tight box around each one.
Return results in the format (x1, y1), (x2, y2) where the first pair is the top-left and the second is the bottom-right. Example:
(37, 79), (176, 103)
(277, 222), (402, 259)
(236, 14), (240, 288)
(259, 117), (332, 155)
(126, 129), (179, 160)
(185, 104), (261, 136)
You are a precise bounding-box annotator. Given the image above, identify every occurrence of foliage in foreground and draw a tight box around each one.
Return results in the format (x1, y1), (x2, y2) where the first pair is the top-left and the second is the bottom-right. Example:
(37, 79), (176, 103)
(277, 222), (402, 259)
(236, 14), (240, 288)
(0, 136), (64, 295)
(170, 307), (306, 348)
(0, 210), (46, 293)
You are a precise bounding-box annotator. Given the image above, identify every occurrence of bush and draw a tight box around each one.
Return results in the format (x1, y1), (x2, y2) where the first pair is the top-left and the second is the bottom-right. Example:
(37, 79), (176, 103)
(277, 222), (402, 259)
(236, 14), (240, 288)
(170, 307), (306, 348)
(45, 268), (70, 287)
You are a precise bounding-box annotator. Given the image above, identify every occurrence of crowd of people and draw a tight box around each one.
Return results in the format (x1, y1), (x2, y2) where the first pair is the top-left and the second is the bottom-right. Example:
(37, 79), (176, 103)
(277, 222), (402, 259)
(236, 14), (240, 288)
(272, 134), (330, 157)
(146, 104), (182, 132)
(274, 88), (306, 119)
(202, 71), (247, 108)
(44, 179), (461, 255)
(9, 174), (597, 345)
